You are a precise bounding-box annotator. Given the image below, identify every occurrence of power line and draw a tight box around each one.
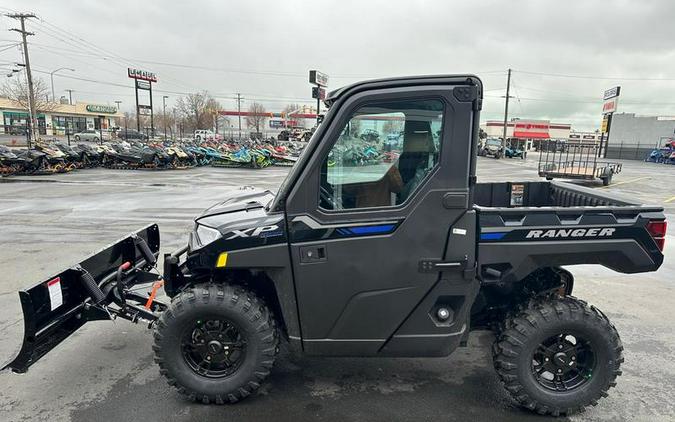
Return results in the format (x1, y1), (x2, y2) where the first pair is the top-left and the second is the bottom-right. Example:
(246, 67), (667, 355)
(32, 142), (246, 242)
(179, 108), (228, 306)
(514, 69), (675, 82)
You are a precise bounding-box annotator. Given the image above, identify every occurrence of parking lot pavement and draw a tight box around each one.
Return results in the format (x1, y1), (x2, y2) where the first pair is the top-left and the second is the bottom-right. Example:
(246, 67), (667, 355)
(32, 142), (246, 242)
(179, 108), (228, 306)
(0, 158), (673, 422)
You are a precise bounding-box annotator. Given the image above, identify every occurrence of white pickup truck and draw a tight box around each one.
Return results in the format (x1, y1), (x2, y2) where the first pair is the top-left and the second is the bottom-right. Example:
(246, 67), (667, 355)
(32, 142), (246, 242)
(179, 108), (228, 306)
(193, 130), (222, 141)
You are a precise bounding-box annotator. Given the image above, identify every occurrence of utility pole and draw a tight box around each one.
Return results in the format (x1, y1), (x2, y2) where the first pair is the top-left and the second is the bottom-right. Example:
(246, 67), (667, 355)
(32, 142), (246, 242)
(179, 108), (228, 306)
(65, 89), (74, 105)
(502, 68), (512, 147)
(236, 93), (244, 140)
(7, 13), (37, 147)
(162, 95), (168, 142)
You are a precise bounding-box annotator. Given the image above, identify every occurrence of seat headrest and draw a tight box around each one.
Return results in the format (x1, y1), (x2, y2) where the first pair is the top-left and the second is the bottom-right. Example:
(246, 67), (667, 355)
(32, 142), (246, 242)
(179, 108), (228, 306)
(402, 120), (435, 153)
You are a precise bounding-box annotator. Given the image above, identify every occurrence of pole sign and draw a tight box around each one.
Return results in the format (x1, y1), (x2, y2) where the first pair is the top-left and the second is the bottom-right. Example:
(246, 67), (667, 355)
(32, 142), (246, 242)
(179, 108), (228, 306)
(602, 86), (620, 115)
(129, 68), (157, 133)
(128, 68), (157, 82)
(136, 80), (151, 90)
(603, 86), (620, 100)
(309, 70), (328, 87)
(601, 116), (609, 133)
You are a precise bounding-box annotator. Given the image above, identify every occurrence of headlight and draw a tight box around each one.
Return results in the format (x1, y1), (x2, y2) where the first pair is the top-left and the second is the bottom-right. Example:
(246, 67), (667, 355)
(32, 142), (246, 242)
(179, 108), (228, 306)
(196, 224), (222, 246)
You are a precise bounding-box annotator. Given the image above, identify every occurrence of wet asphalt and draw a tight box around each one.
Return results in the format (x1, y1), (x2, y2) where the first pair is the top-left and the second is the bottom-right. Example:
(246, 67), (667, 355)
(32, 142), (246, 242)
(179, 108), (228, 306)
(0, 155), (673, 422)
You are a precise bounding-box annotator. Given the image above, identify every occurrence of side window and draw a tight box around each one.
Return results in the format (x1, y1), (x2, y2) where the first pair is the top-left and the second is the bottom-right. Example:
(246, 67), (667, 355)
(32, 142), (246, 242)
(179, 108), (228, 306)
(320, 99), (444, 211)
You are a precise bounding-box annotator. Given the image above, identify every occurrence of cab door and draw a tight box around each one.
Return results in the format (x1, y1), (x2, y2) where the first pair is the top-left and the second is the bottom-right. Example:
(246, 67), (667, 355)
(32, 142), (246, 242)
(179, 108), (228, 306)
(284, 81), (478, 355)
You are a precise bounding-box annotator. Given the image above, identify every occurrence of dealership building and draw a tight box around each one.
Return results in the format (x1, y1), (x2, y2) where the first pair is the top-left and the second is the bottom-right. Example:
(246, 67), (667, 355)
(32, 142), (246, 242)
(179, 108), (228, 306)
(604, 113), (675, 160)
(481, 119), (572, 149)
(0, 97), (122, 138)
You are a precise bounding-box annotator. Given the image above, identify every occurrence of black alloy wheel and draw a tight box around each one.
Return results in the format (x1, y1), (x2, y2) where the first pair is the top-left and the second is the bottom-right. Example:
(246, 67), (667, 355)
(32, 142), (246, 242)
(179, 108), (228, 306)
(181, 318), (247, 379)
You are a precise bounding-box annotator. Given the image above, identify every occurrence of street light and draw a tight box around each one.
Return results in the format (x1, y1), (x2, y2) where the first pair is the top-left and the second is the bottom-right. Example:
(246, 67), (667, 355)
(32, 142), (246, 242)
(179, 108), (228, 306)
(49, 67), (74, 102)
(114, 100), (122, 139)
(162, 95), (168, 142)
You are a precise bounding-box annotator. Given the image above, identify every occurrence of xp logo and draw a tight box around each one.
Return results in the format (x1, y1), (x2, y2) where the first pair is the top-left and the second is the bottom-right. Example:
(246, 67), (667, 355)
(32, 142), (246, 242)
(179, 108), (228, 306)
(526, 227), (616, 239)
(226, 224), (282, 240)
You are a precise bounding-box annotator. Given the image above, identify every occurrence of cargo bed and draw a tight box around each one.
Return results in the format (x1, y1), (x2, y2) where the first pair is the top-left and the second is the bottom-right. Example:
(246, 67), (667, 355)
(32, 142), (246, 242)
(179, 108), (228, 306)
(473, 181), (665, 282)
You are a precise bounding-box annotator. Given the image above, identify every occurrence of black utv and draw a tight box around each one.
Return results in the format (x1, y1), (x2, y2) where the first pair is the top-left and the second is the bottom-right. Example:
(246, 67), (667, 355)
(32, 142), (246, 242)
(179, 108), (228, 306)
(2, 75), (667, 416)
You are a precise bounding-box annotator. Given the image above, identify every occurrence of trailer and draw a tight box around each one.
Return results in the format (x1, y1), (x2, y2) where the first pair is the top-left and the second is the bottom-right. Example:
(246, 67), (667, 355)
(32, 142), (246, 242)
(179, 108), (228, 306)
(538, 140), (621, 185)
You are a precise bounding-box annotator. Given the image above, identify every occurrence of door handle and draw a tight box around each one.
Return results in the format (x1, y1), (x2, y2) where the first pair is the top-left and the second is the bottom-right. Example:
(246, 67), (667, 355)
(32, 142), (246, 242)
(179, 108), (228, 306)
(299, 245), (326, 263)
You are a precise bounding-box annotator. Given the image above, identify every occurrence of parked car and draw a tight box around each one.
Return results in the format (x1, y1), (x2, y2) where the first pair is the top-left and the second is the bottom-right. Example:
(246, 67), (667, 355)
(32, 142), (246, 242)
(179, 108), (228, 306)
(73, 129), (102, 142)
(117, 129), (149, 141)
(7, 126), (28, 136)
(194, 130), (222, 141)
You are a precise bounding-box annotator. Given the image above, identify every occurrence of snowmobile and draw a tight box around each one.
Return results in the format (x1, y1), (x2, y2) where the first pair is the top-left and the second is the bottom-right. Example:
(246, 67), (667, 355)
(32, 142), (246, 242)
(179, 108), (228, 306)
(75, 143), (105, 167)
(32, 143), (72, 173)
(183, 145), (211, 166)
(0, 145), (27, 175)
(53, 143), (86, 168)
(12, 148), (48, 174)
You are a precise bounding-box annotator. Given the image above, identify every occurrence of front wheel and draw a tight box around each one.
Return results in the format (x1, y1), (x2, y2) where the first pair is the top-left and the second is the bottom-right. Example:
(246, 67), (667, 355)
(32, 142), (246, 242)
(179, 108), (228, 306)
(153, 284), (278, 404)
(493, 297), (623, 416)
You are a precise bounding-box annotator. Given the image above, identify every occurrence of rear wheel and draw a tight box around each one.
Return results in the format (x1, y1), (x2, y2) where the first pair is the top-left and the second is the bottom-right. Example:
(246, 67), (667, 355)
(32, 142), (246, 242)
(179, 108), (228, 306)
(493, 297), (623, 416)
(153, 283), (278, 404)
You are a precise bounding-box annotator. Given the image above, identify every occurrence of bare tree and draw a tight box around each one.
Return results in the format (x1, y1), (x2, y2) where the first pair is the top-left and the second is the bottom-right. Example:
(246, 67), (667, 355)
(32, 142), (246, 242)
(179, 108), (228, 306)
(1, 76), (58, 114)
(175, 91), (218, 132)
(245, 102), (268, 136)
(282, 103), (305, 128)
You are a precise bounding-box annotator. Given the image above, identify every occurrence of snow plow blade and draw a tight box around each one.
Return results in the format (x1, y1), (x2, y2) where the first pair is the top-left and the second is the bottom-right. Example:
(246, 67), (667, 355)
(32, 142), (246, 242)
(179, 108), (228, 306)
(2, 224), (164, 374)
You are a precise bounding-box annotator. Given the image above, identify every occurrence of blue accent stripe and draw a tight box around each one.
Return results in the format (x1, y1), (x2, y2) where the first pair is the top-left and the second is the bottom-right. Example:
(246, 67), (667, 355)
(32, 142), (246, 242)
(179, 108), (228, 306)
(481, 232), (506, 241)
(348, 224), (396, 235)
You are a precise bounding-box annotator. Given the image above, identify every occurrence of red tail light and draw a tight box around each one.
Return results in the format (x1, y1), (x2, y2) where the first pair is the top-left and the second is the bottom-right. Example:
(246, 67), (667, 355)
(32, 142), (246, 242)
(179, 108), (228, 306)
(647, 220), (667, 251)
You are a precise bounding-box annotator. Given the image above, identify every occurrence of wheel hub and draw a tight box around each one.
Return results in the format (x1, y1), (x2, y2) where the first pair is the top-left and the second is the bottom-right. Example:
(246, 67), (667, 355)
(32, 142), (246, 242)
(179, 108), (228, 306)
(553, 352), (573, 369)
(181, 318), (247, 379)
(207, 340), (223, 355)
(532, 333), (595, 392)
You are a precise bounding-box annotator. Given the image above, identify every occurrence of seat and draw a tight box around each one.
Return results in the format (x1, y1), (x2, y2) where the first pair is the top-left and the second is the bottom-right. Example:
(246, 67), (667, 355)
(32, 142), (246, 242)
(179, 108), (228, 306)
(397, 120), (436, 202)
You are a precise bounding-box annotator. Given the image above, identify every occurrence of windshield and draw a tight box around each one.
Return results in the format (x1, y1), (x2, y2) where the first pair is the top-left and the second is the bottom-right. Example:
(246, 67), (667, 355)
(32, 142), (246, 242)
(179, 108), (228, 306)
(486, 139), (501, 146)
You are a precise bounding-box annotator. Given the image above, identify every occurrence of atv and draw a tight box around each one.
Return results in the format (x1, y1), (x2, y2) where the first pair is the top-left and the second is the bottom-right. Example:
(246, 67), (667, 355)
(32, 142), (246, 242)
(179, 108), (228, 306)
(504, 145), (526, 159)
(2, 75), (667, 417)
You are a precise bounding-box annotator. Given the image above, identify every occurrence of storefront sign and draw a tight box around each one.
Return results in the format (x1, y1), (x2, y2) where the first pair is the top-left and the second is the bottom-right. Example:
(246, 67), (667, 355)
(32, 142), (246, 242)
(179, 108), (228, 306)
(601, 116), (609, 133)
(513, 120), (550, 139)
(86, 104), (117, 114)
(128, 68), (157, 82)
(309, 70), (328, 87)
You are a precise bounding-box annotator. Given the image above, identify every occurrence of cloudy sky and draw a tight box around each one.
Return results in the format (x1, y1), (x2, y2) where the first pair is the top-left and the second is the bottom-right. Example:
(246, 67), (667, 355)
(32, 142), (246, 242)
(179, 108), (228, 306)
(2, 0), (675, 130)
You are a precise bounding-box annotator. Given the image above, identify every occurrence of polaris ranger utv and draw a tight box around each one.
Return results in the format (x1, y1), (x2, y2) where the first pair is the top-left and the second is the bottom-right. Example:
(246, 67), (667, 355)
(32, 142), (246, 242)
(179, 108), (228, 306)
(2, 75), (667, 416)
